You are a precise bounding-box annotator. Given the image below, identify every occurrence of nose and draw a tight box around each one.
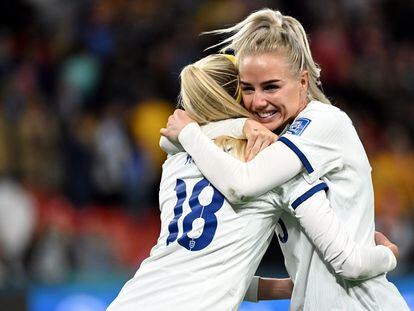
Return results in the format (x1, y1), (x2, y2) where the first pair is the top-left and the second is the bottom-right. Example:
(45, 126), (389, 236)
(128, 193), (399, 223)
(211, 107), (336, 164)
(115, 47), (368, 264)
(252, 90), (267, 109)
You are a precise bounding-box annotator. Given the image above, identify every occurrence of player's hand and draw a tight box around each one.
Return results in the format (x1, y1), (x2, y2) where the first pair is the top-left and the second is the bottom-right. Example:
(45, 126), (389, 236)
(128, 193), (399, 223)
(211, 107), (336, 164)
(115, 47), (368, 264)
(375, 231), (399, 260)
(244, 119), (279, 161)
(160, 109), (196, 142)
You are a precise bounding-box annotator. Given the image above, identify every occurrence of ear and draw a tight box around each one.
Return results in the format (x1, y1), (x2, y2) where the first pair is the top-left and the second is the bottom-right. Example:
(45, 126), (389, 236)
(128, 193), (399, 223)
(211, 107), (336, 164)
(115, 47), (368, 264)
(300, 70), (309, 91)
(298, 70), (309, 101)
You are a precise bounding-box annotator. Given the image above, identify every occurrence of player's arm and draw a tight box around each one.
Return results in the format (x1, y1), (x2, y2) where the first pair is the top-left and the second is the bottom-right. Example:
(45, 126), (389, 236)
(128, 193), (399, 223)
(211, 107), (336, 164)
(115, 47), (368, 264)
(244, 276), (293, 302)
(159, 136), (183, 155)
(200, 118), (247, 139)
(245, 230), (397, 304)
(160, 110), (301, 203)
(289, 183), (397, 280)
(159, 118), (247, 155)
(176, 122), (302, 203)
(161, 109), (342, 203)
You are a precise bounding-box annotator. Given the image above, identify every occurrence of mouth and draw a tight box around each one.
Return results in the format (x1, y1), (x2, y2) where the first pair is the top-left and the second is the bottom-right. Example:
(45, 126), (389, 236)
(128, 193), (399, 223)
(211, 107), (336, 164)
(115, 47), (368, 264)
(254, 110), (281, 122)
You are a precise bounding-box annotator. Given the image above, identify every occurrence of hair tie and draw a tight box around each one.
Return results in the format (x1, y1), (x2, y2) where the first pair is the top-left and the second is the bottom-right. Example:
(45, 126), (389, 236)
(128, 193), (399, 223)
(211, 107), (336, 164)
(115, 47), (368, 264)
(223, 54), (242, 104)
(224, 54), (237, 65)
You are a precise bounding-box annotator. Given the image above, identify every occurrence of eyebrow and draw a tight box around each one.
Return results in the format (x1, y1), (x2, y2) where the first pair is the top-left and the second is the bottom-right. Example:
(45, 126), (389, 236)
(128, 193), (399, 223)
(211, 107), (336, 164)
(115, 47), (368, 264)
(240, 79), (281, 85)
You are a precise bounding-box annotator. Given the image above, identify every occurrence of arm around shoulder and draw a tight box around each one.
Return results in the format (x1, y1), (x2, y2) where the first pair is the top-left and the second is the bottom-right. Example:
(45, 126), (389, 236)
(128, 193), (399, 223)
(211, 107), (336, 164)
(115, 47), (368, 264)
(179, 123), (302, 203)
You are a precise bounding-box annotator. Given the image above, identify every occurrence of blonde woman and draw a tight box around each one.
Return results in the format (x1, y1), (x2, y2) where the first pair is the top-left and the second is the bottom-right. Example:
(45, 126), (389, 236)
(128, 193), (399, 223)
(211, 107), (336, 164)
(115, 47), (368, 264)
(161, 9), (409, 311)
(108, 54), (398, 310)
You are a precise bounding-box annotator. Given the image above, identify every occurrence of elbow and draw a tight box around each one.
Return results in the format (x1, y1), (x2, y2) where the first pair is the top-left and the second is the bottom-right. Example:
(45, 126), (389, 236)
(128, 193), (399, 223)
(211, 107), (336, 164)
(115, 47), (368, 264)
(226, 188), (247, 204)
(338, 270), (366, 281)
(335, 260), (368, 281)
(227, 185), (256, 204)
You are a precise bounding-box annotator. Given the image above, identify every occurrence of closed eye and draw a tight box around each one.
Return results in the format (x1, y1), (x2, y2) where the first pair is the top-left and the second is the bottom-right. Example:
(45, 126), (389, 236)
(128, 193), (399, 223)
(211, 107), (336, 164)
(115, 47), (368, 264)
(263, 84), (279, 91)
(241, 85), (254, 93)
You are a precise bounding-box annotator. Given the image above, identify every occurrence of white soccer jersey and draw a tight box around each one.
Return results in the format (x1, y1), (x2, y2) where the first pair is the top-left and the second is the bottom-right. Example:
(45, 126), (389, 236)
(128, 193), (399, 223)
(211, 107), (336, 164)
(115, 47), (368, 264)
(108, 150), (394, 311)
(278, 102), (408, 310)
(107, 151), (280, 311)
(109, 117), (398, 310)
(176, 101), (409, 310)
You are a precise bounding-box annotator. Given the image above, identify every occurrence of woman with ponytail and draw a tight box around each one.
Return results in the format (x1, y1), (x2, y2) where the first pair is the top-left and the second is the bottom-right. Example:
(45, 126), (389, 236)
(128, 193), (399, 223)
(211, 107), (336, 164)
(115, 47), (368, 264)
(109, 54), (398, 310)
(161, 8), (409, 310)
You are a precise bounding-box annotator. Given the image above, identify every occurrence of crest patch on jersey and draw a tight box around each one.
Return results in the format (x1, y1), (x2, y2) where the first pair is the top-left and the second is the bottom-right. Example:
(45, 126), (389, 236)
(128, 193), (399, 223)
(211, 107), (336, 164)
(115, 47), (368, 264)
(286, 118), (311, 136)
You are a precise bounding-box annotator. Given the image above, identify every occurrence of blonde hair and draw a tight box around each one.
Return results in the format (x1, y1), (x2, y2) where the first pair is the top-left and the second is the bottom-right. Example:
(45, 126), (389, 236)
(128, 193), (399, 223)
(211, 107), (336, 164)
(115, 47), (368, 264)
(206, 8), (331, 105)
(214, 136), (247, 162)
(179, 54), (253, 124)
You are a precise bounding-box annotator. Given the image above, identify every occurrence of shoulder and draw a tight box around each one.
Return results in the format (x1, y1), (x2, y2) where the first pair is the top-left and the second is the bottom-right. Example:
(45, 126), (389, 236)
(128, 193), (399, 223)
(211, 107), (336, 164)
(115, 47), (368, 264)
(304, 101), (348, 119)
(162, 152), (197, 172)
(304, 101), (351, 123)
(287, 101), (350, 135)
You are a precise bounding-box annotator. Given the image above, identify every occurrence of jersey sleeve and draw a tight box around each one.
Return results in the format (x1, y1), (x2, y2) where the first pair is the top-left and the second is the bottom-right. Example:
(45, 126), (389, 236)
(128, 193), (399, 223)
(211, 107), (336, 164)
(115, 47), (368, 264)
(159, 136), (184, 155)
(200, 118), (246, 139)
(244, 276), (260, 302)
(178, 123), (302, 203)
(159, 118), (246, 156)
(283, 180), (396, 280)
(280, 106), (346, 183)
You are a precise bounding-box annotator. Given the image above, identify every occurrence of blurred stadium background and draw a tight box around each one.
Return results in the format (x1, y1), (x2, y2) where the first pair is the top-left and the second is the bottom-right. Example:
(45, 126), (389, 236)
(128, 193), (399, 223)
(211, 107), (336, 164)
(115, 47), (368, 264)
(0, 0), (413, 310)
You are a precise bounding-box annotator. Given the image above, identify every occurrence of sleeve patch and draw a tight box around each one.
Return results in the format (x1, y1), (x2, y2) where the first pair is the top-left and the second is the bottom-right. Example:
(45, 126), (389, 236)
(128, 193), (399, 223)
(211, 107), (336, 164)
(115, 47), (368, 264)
(286, 118), (311, 136)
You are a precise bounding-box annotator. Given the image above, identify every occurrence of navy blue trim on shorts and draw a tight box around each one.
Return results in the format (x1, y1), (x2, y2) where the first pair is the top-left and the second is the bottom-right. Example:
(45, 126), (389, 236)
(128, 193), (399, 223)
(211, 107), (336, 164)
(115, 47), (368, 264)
(279, 136), (314, 174)
(291, 182), (329, 210)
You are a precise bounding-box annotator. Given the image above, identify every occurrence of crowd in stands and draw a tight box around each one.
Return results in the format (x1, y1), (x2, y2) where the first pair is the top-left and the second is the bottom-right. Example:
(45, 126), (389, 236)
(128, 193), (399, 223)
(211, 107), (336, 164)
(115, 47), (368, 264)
(0, 0), (412, 288)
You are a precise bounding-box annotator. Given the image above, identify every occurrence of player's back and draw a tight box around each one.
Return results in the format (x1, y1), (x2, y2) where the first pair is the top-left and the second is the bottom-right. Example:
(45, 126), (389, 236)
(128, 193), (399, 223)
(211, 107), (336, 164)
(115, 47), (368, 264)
(107, 151), (279, 311)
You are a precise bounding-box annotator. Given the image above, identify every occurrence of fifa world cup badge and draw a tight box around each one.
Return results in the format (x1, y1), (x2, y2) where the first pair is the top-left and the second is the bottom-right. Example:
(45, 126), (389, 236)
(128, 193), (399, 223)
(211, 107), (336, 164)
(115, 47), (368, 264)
(286, 118), (311, 136)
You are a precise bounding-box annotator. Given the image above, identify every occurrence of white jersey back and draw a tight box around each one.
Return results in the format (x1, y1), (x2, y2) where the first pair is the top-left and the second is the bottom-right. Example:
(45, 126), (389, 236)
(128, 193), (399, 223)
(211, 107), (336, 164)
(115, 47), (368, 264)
(277, 101), (409, 310)
(108, 152), (279, 311)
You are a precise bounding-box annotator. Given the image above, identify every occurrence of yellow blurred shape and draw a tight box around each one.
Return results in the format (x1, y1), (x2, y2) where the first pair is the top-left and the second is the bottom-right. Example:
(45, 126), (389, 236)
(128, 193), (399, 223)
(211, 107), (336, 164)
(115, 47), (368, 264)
(130, 99), (174, 170)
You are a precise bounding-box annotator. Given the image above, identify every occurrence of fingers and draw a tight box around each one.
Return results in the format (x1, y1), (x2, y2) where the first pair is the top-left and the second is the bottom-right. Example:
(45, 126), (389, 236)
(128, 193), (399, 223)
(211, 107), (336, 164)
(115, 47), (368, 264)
(375, 231), (392, 246)
(388, 243), (399, 260)
(167, 114), (176, 126)
(243, 119), (263, 136)
(161, 109), (196, 142)
(161, 114), (178, 141)
(175, 109), (195, 124)
(374, 231), (387, 244)
(246, 136), (260, 161)
(245, 131), (277, 161)
(245, 131), (257, 161)
(173, 109), (187, 120)
(375, 231), (399, 260)
(244, 119), (279, 161)
(246, 140), (268, 161)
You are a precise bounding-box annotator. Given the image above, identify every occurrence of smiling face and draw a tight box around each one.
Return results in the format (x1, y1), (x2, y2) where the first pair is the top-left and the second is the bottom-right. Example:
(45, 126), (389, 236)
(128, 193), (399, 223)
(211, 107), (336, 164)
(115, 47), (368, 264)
(239, 51), (309, 132)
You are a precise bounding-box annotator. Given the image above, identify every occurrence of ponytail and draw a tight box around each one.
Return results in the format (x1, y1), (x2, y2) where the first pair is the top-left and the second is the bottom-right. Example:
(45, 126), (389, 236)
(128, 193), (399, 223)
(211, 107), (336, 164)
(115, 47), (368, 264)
(179, 54), (252, 124)
(205, 8), (331, 105)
